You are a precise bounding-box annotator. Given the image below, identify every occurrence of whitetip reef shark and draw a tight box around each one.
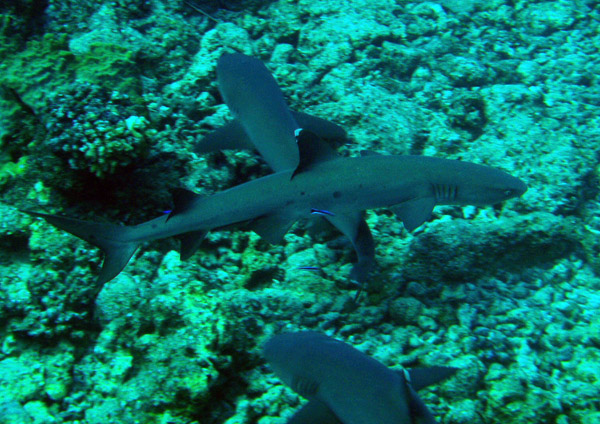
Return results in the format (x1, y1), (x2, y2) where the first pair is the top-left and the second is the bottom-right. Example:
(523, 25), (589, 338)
(22, 53), (527, 288)
(264, 331), (458, 424)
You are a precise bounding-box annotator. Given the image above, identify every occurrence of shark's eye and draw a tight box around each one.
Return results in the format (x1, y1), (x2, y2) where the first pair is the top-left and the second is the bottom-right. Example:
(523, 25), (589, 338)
(503, 189), (515, 197)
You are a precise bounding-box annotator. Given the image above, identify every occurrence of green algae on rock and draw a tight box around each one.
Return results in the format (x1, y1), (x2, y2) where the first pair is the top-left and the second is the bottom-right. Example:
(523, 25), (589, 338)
(44, 84), (154, 178)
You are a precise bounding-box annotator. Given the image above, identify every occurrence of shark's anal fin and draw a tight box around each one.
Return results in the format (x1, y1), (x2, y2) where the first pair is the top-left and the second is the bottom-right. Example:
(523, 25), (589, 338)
(391, 197), (436, 232)
(178, 229), (209, 260)
(291, 129), (338, 180)
(288, 400), (342, 424)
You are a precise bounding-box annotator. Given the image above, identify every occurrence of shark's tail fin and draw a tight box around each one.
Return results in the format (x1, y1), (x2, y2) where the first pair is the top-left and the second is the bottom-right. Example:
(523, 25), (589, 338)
(22, 210), (138, 286)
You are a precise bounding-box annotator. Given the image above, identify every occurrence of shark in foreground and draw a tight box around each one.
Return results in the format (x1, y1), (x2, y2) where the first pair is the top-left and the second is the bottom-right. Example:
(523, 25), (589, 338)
(22, 54), (527, 288)
(264, 331), (458, 424)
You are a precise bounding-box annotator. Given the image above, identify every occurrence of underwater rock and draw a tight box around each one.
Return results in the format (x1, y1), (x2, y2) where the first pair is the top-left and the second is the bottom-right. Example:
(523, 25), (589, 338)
(0, 395), (33, 424)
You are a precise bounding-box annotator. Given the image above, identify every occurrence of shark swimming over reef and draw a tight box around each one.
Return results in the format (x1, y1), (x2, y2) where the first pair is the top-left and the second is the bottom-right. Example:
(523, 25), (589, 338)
(22, 53), (526, 288)
(264, 331), (458, 424)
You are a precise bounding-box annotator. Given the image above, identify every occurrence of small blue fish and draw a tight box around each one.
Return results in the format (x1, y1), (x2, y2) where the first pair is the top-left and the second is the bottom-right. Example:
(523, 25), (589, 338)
(298, 266), (320, 271)
(311, 208), (335, 216)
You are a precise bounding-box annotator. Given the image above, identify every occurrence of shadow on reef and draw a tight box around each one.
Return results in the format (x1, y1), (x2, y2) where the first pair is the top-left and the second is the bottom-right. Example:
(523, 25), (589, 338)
(186, 0), (279, 14)
(0, 0), (49, 45)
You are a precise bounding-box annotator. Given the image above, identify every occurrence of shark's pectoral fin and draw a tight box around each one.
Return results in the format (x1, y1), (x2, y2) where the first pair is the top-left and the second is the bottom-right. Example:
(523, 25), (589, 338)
(178, 230), (209, 260)
(325, 211), (376, 284)
(246, 213), (295, 244)
(407, 367), (459, 391)
(194, 120), (254, 154)
(407, 384), (438, 424)
(348, 218), (376, 284)
(391, 197), (436, 232)
(291, 129), (338, 179)
(400, 366), (459, 424)
(288, 400), (342, 424)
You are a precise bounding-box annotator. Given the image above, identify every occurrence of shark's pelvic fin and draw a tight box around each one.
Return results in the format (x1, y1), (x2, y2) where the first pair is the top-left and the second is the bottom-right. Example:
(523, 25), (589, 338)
(21, 210), (138, 286)
(246, 212), (296, 244)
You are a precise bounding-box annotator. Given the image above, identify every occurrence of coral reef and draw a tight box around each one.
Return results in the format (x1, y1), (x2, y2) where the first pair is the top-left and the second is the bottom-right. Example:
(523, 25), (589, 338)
(1, 0), (600, 424)
(44, 83), (153, 178)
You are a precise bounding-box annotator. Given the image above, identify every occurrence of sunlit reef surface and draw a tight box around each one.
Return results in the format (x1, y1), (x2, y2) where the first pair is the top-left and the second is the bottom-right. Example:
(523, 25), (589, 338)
(1, 0), (599, 423)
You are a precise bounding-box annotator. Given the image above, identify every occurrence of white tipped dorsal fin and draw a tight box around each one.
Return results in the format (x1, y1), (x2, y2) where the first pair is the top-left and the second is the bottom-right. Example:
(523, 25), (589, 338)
(291, 128), (338, 179)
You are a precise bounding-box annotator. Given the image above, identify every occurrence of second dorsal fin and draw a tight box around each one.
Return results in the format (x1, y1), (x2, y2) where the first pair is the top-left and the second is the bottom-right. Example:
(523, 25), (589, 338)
(167, 188), (202, 222)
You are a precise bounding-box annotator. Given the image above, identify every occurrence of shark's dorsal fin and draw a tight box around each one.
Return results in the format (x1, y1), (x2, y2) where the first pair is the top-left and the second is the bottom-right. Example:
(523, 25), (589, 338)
(292, 111), (347, 143)
(391, 197), (436, 232)
(168, 188), (201, 222)
(291, 128), (338, 180)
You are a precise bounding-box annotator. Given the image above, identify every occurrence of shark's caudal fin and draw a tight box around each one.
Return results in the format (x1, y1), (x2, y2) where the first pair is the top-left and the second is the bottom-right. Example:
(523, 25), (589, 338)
(21, 210), (138, 286)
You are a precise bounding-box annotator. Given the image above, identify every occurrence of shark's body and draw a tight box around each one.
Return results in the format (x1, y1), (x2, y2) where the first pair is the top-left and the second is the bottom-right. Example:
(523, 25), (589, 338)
(264, 331), (458, 424)
(25, 148), (526, 285)
(23, 53), (527, 287)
